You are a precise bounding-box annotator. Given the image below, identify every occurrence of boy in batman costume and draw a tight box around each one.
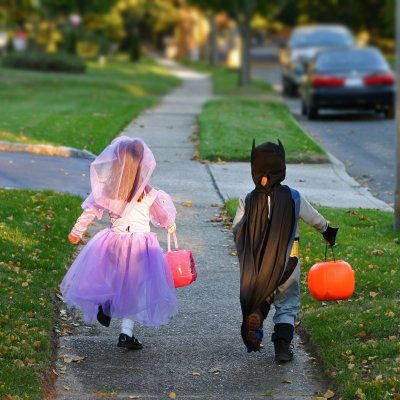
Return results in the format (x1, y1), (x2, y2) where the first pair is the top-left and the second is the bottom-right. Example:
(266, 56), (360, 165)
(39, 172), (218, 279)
(233, 139), (338, 361)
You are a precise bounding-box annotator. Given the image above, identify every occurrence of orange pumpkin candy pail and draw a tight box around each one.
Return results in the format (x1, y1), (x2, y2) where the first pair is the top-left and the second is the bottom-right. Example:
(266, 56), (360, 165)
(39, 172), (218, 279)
(307, 259), (355, 301)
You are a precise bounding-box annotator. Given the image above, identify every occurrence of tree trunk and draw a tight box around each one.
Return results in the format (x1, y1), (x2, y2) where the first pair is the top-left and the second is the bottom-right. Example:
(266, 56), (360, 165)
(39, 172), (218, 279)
(208, 12), (218, 66)
(238, 0), (255, 86)
(395, 0), (400, 230)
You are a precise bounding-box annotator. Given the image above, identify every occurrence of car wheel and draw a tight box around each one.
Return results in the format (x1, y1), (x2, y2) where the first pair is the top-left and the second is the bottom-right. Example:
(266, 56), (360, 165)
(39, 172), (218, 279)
(307, 104), (318, 120)
(301, 100), (307, 116)
(287, 81), (297, 97)
(384, 106), (395, 119)
(282, 77), (289, 96)
(282, 77), (297, 97)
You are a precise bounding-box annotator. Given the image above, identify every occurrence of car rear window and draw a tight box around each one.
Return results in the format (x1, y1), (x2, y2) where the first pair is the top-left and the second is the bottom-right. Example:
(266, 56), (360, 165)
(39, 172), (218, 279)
(290, 29), (354, 49)
(315, 50), (389, 71)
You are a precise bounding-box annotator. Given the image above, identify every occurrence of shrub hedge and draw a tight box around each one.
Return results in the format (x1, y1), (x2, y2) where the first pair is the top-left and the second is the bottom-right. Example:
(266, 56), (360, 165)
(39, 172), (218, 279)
(2, 51), (86, 73)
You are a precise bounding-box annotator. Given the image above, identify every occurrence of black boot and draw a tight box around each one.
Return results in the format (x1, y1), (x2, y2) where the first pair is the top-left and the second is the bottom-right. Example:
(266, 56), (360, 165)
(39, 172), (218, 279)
(97, 305), (111, 327)
(117, 333), (143, 350)
(272, 323), (294, 362)
(273, 339), (293, 362)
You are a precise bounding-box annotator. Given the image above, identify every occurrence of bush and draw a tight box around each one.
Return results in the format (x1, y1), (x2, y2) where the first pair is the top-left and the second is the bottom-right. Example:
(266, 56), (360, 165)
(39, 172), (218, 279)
(129, 33), (140, 62)
(2, 51), (86, 73)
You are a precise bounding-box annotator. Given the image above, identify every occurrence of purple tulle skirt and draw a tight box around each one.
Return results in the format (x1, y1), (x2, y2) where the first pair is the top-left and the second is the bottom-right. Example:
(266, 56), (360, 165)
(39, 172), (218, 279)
(61, 229), (178, 326)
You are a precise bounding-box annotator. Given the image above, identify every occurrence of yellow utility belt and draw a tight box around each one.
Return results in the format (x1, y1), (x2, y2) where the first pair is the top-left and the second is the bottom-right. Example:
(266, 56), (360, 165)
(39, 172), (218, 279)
(290, 239), (299, 258)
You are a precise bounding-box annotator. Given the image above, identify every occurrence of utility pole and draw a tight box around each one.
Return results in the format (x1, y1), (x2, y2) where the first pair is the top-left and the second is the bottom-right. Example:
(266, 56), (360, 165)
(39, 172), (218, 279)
(396, 0), (400, 230)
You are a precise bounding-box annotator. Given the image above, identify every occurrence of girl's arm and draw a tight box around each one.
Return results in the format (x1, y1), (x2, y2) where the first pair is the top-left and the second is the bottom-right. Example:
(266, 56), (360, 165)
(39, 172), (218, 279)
(149, 189), (176, 229)
(69, 193), (105, 243)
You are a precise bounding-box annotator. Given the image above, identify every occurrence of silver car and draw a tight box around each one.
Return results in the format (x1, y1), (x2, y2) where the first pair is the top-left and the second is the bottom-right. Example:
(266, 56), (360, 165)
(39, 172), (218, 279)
(280, 24), (355, 96)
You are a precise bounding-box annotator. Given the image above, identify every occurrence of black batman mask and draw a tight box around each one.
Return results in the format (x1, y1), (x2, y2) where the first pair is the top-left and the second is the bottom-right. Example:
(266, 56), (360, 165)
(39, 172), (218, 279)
(251, 139), (286, 193)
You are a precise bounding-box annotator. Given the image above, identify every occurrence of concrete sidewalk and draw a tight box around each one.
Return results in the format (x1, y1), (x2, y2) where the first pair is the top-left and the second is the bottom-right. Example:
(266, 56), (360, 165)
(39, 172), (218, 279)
(209, 156), (392, 211)
(53, 60), (350, 400)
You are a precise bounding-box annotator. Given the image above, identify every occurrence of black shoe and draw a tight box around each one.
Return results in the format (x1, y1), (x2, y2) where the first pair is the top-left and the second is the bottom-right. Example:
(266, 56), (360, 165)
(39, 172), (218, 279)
(274, 339), (294, 362)
(242, 313), (262, 352)
(117, 333), (143, 350)
(97, 305), (111, 327)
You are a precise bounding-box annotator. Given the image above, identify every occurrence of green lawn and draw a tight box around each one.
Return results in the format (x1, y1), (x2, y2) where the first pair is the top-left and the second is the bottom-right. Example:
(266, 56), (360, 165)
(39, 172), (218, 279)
(225, 199), (400, 400)
(184, 61), (328, 163)
(0, 189), (83, 399)
(199, 98), (327, 162)
(0, 57), (180, 155)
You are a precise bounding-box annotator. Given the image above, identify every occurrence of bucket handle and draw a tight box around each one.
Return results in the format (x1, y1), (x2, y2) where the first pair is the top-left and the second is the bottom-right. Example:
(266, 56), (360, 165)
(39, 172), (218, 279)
(167, 232), (179, 252)
(324, 244), (336, 262)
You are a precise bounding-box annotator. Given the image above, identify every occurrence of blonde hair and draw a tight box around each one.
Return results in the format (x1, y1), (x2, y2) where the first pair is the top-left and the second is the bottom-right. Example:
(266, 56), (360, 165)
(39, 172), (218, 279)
(105, 140), (144, 202)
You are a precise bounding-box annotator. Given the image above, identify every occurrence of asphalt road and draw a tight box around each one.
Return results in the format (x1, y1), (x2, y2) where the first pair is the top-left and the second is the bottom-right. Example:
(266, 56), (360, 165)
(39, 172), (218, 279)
(252, 62), (396, 207)
(0, 151), (90, 197)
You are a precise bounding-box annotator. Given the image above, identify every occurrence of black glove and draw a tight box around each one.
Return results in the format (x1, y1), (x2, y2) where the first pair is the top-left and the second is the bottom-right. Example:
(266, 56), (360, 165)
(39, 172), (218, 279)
(322, 225), (338, 247)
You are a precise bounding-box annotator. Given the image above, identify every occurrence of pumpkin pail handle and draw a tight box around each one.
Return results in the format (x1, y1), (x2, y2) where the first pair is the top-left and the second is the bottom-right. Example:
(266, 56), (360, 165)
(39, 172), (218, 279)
(325, 244), (336, 262)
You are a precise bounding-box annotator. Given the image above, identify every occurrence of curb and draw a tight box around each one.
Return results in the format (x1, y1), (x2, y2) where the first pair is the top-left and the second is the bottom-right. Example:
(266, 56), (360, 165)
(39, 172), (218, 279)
(0, 141), (96, 160)
(327, 152), (393, 211)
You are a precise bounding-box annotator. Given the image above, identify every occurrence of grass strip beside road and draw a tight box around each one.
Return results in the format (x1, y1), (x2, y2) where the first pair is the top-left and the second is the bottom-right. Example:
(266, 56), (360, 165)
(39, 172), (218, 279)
(0, 189), (83, 399)
(199, 98), (327, 162)
(185, 61), (327, 163)
(225, 198), (400, 400)
(0, 57), (180, 155)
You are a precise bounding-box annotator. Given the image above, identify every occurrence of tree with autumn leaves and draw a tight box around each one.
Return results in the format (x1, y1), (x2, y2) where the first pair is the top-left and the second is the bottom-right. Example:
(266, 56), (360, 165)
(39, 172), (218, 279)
(1, 0), (396, 82)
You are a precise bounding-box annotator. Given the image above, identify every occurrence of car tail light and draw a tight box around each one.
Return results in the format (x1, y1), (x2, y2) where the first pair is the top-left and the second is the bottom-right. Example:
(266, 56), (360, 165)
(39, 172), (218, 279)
(312, 75), (345, 87)
(363, 73), (395, 86)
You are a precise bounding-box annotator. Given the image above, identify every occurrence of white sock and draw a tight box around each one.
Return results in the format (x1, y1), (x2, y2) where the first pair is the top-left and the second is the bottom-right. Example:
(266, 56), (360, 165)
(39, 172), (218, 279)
(121, 318), (134, 337)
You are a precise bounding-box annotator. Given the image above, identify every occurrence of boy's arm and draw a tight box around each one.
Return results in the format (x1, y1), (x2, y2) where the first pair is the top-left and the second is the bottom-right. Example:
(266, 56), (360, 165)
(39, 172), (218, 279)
(299, 194), (328, 232)
(232, 198), (245, 230)
(299, 194), (338, 246)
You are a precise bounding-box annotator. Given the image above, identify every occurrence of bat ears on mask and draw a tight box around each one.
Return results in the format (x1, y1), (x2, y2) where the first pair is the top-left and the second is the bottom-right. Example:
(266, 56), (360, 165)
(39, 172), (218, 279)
(277, 139), (285, 157)
(251, 138), (285, 156)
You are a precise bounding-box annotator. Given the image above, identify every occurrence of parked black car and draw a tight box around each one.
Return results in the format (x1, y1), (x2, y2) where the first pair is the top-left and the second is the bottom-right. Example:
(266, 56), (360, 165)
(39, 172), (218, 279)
(280, 25), (355, 96)
(299, 47), (395, 120)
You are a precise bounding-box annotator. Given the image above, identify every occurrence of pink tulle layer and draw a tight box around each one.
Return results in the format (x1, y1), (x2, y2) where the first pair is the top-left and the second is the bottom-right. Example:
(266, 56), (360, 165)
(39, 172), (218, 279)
(61, 229), (178, 326)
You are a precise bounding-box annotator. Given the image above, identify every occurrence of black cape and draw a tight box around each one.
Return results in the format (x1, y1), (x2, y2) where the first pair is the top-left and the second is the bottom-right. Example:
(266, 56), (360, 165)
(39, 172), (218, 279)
(233, 140), (296, 319)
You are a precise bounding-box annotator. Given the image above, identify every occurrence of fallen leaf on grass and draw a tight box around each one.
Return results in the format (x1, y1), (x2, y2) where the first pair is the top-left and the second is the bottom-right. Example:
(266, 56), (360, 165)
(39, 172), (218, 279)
(369, 291), (378, 298)
(355, 388), (366, 399)
(387, 311), (395, 317)
(371, 249), (384, 256)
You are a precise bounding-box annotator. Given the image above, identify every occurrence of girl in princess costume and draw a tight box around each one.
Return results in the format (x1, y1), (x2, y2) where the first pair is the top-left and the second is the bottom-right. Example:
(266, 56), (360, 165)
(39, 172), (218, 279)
(61, 136), (178, 349)
(233, 139), (338, 361)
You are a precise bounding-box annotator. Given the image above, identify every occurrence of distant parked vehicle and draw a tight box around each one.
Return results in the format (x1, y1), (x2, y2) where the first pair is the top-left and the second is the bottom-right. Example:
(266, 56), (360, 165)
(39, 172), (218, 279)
(299, 47), (395, 120)
(280, 25), (355, 96)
